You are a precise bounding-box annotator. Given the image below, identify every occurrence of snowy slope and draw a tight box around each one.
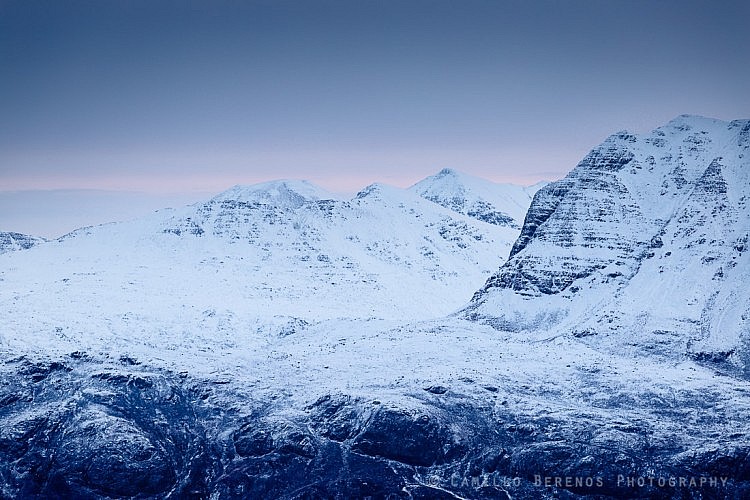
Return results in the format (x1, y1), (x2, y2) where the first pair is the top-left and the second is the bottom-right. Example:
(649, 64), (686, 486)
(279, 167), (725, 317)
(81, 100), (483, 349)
(0, 231), (46, 254)
(467, 115), (750, 364)
(0, 174), (527, 357)
(409, 168), (546, 228)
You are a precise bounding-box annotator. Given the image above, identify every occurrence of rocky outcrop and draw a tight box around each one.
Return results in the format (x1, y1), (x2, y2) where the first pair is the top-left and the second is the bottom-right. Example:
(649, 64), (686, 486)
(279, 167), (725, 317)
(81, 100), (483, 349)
(0, 231), (46, 254)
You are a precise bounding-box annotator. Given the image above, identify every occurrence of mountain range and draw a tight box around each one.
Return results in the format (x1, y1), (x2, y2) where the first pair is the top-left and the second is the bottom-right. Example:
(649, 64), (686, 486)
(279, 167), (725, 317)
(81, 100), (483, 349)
(0, 171), (540, 361)
(1, 115), (748, 499)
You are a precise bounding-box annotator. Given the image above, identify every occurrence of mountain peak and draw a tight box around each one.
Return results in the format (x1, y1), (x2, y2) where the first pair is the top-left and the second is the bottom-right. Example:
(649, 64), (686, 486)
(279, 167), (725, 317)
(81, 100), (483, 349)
(410, 170), (542, 228)
(211, 179), (336, 208)
(436, 167), (460, 177)
(660, 114), (727, 133)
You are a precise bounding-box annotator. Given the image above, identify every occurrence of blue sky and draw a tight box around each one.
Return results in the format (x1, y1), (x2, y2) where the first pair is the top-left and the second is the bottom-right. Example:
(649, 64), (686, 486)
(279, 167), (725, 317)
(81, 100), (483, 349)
(1, 0), (749, 236)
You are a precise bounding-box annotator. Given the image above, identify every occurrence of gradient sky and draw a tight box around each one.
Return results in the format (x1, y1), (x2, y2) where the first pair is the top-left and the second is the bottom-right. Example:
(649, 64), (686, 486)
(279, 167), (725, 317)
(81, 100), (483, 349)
(2, 0), (749, 236)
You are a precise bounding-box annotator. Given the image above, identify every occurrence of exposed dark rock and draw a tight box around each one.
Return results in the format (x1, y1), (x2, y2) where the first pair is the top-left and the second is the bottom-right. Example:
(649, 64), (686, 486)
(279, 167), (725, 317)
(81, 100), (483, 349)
(690, 350), (735, 363)
(1, 357), (749, 498)
(350, 406), (455, 466)
(508, 180), (572, 259)
(695, 158), (729, 195)
(0, 231), (46, 253)
(425, 384), (449, 394)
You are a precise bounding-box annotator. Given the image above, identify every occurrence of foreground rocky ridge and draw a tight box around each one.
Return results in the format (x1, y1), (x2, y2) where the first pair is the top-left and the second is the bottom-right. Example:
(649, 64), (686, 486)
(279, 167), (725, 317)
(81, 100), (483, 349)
(0, 353), (750, 498)
(2, 352), (749, 499)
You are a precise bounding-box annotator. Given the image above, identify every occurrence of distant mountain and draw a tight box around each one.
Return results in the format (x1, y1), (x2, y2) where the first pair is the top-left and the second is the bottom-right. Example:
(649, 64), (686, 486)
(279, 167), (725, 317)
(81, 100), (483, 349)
(409, 168), (546, 228)
(467, 115), (750, 365)
(209, 179), (339, 207)
(0, 173), (531, 356)
(0, 231), (46, 254)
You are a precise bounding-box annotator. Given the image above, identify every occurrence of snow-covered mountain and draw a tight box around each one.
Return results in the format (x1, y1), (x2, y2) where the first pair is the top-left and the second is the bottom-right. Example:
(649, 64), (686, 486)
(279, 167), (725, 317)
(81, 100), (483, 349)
(0, 173), (528, 357)
(2, 119), (750, 499)
(410, 168), (546, 228)
(466, 115), (750, 368)
(0, 231), (46, 254)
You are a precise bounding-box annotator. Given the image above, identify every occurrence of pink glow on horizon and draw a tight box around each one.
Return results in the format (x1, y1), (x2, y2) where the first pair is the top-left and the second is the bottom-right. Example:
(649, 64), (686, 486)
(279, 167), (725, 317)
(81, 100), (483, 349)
(1, 170), (560, 197)
(1, 146), (572, 196)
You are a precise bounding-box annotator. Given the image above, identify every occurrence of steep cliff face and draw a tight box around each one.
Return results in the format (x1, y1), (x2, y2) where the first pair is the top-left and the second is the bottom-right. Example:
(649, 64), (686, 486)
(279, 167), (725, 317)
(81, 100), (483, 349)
(467, 116), (750, 361)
